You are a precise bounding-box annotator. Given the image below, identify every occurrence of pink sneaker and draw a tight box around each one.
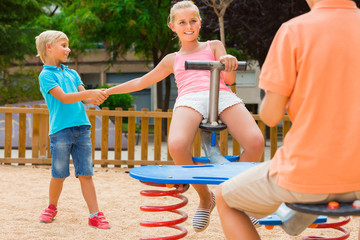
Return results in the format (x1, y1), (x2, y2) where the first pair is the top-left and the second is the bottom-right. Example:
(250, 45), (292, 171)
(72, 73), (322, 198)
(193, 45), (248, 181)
(39, 204), (57, 223)
(88, 212), (111, 229)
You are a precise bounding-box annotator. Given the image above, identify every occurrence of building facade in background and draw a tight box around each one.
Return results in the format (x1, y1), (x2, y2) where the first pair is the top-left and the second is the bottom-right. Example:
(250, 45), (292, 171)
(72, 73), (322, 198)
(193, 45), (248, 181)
(9, 49), (261, 113)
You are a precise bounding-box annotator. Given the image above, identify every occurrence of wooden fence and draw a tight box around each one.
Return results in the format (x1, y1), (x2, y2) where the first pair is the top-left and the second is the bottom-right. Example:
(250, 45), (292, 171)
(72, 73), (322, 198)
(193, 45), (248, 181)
(0, 105), (291, 167)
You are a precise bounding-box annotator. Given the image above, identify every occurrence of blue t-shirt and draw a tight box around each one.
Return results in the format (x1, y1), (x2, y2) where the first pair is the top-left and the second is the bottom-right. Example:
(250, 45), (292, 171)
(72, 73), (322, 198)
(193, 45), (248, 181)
(39, 64), (91, 135)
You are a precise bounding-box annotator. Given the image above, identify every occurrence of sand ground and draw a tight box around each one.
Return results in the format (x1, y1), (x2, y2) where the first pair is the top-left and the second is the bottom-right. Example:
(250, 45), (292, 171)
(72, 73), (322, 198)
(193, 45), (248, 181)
(0, 164), (359, 240)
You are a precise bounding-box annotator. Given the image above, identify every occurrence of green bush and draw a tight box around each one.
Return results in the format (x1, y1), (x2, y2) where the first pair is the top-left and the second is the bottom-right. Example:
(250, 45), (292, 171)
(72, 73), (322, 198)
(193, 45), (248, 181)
(0, 69), (43, 106)
(97, 84), (135, 111)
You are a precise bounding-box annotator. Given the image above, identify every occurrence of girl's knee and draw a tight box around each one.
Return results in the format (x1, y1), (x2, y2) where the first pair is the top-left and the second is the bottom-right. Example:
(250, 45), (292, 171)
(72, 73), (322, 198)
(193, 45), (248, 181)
(252, 133), (265, 152)
(168, 138), (189, 156)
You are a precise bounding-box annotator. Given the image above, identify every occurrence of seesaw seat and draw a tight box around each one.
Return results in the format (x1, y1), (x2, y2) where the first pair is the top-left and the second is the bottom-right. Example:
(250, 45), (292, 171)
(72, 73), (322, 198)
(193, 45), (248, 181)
(286, 202), (360, 216)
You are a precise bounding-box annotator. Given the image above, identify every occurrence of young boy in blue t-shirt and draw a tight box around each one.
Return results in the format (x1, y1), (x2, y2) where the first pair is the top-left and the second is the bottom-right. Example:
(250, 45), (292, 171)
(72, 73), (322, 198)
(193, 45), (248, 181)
(35, 30), (110, 229)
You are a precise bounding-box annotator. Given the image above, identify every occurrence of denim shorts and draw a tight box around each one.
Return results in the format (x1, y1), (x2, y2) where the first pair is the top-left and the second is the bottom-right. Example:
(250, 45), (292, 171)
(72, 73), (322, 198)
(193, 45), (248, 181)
(173, 90), (243, 119)
(49, 125), (93, 178)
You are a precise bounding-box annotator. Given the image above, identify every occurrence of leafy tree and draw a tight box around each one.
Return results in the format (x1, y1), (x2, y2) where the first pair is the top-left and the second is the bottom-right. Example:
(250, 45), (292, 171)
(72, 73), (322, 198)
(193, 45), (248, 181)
(197, 0), (310, 67)
(0, 69), (43, 106)
(47, 0), (177, 111)
(200, 0), (233, 46)
(0, 0), (61, 104)
(199, 0), (360, 67)
(0, 0), (61, 67)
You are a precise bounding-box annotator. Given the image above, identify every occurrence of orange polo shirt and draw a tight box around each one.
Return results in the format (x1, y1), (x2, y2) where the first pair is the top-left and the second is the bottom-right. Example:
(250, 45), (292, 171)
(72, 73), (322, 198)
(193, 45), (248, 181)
(259, 0), (360, 194)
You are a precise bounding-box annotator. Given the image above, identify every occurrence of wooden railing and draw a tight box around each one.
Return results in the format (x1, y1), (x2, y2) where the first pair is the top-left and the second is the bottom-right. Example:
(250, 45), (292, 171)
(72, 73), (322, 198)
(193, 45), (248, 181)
(0, 105), (291, 167)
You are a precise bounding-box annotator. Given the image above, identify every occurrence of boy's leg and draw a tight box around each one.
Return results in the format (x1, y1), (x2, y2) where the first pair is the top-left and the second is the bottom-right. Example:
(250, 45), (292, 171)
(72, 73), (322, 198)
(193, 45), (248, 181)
(40, 128), (72, 223)
(49, 177), (66, 207)
(72, 126), (110, 229)
(216, 185), (261, 240)
(78, 176), (110, 229)
(219, 103), (264, 162)
(78, 176), (99, 214)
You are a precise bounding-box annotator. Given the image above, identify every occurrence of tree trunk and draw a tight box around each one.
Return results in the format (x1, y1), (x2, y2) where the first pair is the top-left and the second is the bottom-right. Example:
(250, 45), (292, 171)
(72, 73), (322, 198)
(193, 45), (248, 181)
(219, 15), (225, 46)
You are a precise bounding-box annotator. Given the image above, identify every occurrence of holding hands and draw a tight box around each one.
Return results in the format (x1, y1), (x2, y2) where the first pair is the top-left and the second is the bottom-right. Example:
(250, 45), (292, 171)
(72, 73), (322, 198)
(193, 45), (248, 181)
(88, 89), (109, 106)
(219, 54), (238, 72)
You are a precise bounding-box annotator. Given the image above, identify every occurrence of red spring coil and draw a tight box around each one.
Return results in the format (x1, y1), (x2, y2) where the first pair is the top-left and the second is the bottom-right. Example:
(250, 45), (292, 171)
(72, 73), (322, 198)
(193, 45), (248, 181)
(303, 216), (351, 240)
(139, 181), (190, 240)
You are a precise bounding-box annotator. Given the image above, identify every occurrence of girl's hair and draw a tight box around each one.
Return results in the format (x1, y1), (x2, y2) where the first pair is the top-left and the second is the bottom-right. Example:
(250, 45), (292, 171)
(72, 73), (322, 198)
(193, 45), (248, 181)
(168, 0), (201, 26)
(35, 30), (68, 64)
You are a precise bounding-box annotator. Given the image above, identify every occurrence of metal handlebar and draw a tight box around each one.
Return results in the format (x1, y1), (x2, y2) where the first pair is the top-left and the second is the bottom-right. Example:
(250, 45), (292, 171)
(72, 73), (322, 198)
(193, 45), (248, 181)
(184, 60), (247, 126)
(185, 60), (247, 71)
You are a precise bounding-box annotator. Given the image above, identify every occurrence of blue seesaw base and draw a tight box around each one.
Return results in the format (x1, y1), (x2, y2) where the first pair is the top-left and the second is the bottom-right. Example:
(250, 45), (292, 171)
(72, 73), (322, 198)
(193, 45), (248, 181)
(129, 162), (259, 185)
(129, 162), (328, 230)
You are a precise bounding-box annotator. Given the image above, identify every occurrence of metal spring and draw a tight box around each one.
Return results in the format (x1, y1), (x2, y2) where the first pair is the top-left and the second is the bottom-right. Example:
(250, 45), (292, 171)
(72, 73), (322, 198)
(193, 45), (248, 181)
(304, 216), (351, 240)
(139, 182), (190, 240)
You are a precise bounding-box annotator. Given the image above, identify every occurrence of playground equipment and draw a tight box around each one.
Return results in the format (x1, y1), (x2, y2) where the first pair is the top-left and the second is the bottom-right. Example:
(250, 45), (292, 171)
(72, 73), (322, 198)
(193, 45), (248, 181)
(129, 60), (360, 240)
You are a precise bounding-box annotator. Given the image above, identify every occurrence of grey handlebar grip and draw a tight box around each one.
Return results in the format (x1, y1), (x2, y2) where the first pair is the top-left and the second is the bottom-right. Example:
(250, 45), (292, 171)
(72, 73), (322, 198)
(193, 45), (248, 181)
(185, 60), (247, 71)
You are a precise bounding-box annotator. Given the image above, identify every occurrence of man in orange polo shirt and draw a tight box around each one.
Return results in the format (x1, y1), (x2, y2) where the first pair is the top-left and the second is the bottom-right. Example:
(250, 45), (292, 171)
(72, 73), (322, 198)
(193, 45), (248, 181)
(215, 0), (360, 239)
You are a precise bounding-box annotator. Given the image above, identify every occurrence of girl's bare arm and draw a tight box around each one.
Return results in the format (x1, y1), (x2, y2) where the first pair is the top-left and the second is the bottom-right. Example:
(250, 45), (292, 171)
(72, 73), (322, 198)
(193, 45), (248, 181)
(106, 54), (175, 95)
(210, 40), (238, 85)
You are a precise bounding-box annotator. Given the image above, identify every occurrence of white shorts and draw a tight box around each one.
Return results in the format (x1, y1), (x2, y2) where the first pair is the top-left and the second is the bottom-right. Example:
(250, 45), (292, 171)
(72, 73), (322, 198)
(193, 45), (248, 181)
(173, 90), (243, 119)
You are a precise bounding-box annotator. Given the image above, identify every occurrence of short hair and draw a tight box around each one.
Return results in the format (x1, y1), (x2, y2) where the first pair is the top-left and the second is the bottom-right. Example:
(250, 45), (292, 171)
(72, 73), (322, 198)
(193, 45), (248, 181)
(168, 0), (201, 26)
(35, 30), (68, 64)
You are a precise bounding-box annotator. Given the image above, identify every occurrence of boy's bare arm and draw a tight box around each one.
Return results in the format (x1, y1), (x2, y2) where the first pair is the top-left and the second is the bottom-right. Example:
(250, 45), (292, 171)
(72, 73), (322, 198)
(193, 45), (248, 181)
(49, 86), (108, 105)
(259, 90), (288, 127)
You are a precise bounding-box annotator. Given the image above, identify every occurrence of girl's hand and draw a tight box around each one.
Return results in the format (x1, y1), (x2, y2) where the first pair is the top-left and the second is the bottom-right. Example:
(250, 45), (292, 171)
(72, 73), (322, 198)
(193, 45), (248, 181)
(219, 55), (238, 72)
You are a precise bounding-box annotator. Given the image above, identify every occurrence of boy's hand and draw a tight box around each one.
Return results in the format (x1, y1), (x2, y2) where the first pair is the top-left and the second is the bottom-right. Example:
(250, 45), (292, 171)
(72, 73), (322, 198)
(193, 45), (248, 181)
(219, 55), (238, 72)
(89, 89), (108, 106)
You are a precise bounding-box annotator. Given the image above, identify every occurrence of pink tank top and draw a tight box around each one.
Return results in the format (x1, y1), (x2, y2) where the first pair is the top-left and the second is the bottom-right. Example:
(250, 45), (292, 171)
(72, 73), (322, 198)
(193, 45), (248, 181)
(173, 41), (232, 99)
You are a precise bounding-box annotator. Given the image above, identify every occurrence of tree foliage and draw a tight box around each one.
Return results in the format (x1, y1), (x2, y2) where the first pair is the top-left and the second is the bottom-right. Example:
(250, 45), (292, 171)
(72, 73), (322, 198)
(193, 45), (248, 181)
(0, 69), (43, 105)
(0, 0), (61, 66)
(45, 0), (177, 111)
(0, 0), (62, 104)
(197, 0), (309, 67)
(198, 0), (360, 67)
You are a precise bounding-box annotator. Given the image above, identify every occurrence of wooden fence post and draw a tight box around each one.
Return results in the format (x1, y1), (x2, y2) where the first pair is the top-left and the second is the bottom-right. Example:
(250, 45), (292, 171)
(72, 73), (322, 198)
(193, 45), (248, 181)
(193, 130), (201, 157)
(88, 107), (96, 163)
(101, 107), (109, 167)
(141, 108), (149, 166)
(114, 107), (123, 167)
(127, 108), (136, 168)
(39, 105), (48, 159)
(154, 109), (162, 163)
(32, 104), (40, 159)
(4, 104), (12, 162)
(270, 126), (278, 159)
(18, 105), (26, 163)
(220, 129), (228, 156)
(257, 120), (265, 162)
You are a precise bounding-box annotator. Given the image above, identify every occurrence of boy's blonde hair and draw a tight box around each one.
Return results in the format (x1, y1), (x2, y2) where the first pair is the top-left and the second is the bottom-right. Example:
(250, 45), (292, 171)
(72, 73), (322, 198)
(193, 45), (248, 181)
(35, 30), (68, 64)
(168, 0), (201, 26)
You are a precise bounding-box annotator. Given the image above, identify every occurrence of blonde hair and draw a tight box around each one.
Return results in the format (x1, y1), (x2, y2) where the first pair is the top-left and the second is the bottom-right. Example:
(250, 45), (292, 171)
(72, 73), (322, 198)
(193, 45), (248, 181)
(168, 0), (201, 26)
(35, 30), (68, 63)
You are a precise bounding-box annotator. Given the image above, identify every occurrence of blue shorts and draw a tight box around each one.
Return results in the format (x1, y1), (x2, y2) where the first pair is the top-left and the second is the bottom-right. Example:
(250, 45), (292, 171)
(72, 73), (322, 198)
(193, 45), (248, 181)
(49, 125), (93, 178)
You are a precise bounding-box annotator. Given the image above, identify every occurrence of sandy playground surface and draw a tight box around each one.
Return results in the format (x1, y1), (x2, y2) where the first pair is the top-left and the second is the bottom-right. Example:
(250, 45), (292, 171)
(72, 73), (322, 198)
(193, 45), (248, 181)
(0, 164), (359, 240)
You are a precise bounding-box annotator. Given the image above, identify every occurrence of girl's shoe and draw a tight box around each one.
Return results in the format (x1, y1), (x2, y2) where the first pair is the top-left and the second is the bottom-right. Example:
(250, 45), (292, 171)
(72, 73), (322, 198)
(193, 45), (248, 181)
(39, 204), (57, 223)
(192, 192), (216, 232)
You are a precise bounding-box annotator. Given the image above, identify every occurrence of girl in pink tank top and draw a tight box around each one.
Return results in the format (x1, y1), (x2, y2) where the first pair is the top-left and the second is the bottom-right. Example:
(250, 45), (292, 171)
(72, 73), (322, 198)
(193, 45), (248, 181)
(106, 0), (264, 232)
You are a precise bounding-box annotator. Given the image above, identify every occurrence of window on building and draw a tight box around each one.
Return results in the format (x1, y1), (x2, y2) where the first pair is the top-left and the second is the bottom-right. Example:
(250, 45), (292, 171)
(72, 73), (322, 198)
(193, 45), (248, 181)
(81, 73), (101, 89)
